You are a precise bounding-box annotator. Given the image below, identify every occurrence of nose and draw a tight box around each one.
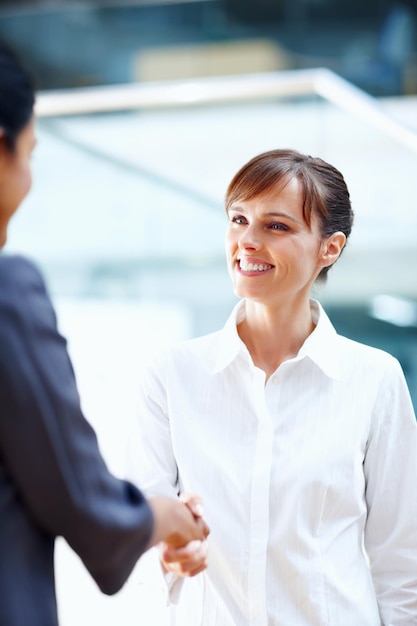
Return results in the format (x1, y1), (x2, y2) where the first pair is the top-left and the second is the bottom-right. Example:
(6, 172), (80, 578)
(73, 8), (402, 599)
(238, 223), (262, 250)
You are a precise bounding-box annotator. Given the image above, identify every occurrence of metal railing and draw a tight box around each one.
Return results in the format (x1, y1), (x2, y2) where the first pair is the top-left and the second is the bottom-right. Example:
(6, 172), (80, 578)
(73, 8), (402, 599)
(36, 67), (417, 153)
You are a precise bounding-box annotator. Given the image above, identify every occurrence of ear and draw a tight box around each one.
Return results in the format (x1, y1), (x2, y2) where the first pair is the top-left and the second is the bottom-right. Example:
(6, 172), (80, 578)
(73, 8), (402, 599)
(319, 231), (346, 269)
(0, 128), (7, 159)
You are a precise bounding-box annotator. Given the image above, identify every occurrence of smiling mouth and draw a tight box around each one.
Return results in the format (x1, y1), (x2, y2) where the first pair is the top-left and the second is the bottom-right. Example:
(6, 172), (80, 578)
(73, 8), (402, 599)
(239, 259), (274, 272)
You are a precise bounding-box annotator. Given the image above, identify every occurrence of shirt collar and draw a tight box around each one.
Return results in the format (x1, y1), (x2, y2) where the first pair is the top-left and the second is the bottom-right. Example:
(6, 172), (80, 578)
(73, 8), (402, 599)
(298, 300), (341, 380)
(212, 299), (341, 380)
(212, 300), (248, 373)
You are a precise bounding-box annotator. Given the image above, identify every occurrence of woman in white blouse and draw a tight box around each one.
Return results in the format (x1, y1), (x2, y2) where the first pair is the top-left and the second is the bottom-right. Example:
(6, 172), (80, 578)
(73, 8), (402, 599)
(128, 149), (417, 625)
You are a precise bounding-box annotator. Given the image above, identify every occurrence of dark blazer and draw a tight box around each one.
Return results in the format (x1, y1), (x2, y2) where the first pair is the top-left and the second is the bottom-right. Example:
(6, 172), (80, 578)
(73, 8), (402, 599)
(0, 255), (154, 626)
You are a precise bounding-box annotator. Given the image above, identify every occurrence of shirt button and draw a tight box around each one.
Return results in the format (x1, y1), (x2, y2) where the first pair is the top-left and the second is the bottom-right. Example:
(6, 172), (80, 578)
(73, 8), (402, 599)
(272, 375), (279, 385)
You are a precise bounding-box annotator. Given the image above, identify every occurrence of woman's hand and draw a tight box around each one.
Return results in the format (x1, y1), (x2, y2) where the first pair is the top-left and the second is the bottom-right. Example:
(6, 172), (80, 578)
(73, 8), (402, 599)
(159, 538), (209, 577)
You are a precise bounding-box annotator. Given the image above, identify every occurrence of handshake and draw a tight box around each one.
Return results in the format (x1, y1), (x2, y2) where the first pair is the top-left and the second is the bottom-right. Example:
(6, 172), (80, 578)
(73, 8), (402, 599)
(148, 493), (210, 577)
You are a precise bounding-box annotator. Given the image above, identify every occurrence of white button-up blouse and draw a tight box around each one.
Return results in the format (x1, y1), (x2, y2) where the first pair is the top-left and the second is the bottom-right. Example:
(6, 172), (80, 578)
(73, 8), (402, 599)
(127, 300), (417, 625)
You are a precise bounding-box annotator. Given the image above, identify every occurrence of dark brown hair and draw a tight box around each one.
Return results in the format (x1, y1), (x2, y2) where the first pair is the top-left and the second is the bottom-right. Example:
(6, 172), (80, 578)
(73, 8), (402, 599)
(225, 149), (354, 281)
(0, 42), (35, 152)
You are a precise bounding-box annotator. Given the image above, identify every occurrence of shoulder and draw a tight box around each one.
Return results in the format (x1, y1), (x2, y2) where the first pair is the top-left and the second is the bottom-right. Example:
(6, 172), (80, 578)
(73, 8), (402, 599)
(0, 254), (45, 291)
(338, 333), (397, 364)
(336, 333), (404, 384)
(144, 329), (223, 379)
(0, 254), (55, 330)
(177, 330), (223, 354)
(168, 329), (223, 364)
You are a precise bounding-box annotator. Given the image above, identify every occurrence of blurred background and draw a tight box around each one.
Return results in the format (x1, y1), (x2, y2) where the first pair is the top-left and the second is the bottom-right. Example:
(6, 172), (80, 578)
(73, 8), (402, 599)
(2, 0), (417, 624)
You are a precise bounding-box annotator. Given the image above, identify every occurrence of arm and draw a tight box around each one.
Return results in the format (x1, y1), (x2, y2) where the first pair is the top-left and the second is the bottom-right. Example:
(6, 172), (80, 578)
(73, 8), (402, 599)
(126, 355), (209, 583)
(0, 256), (206, 593)
(364, 357), (417, 624)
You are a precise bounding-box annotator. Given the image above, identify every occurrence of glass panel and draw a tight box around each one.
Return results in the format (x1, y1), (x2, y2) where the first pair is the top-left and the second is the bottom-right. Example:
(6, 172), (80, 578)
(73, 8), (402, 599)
(7, 95), (417, 413)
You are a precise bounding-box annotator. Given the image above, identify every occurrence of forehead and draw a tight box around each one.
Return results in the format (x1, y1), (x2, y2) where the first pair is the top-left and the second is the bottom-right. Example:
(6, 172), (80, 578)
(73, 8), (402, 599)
(228, 167), (300, 207)
(229, 176), (302, 209)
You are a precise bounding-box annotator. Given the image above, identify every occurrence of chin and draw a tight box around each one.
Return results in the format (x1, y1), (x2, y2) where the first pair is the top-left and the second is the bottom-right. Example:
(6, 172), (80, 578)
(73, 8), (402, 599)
(232, 284), (246, 299)
(234, 287), (258, 301)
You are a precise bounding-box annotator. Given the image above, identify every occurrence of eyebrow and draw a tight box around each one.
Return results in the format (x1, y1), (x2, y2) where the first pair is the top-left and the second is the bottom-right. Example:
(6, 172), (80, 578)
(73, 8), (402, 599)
(228, 205), (302, 226)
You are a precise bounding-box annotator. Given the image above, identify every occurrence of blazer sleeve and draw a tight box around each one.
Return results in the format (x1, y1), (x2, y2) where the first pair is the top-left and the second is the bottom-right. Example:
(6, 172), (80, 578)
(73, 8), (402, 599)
(364, 356), (417, 623)
(0, 255), (154, 594)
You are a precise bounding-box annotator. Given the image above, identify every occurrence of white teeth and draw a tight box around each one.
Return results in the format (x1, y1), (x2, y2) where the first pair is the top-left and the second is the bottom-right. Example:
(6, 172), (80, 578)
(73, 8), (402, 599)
(239, 260), (272, 272)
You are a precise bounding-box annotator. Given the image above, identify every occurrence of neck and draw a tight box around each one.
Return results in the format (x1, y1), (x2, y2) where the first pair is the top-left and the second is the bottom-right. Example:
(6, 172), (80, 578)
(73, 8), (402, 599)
(237, 299), (315, 380)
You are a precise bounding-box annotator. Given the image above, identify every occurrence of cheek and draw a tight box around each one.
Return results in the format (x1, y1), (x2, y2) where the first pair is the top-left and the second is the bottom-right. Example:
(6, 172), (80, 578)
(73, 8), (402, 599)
(6, 163), (32, 217)
(225, 231), (237, 260)
(0, 156), (32, 223)
(10, 163), (32, 210)
(225, 226), (238, 249)
(224, 239), (236, 279)
(20, 163), (32, 196)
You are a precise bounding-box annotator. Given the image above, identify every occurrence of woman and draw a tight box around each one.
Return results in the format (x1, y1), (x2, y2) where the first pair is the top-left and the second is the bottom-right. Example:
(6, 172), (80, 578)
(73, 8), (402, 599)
(128, 148), (417, 625)
(0, 42), (208, 626)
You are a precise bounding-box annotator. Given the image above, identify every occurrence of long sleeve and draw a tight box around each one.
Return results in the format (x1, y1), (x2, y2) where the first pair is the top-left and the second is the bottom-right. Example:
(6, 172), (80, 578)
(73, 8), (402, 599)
(127, 352), (179, 500)
(126, 349), (187, 606)
(364, 356), (417, 624)
(0, 255), (154, 595)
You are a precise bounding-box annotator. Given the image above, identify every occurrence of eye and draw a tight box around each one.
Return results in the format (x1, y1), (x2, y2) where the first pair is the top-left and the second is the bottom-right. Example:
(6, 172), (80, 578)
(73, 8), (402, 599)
(269, 222), (290, 231)
(230, 215), (247, 225)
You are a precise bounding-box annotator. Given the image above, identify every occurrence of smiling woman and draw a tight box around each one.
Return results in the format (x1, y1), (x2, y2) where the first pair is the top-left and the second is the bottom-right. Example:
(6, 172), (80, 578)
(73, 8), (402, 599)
(225, 148), (354, 282)
(127, 147), (417, 626)
(226, 178), (344, 310)
(224, 151), (350, 373)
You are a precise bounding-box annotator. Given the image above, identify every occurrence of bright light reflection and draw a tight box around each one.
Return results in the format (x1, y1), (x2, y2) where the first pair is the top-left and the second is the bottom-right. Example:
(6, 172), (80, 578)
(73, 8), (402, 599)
(369, 294), (417, 327)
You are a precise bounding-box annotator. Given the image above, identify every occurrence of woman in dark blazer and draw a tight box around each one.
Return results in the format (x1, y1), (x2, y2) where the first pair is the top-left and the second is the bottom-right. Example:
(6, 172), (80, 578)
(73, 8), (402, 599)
(0, 42), (208, 626)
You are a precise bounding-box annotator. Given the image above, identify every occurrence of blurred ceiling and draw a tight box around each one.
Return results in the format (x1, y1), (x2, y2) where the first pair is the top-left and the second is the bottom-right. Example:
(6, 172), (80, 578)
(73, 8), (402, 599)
(1, 0), (416, 96)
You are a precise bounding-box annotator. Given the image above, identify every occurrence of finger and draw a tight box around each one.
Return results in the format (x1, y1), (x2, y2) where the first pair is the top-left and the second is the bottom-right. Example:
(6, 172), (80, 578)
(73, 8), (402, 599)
(196, 516), (210, 539)
(161, 554), (208, 577)
(185, 562), (208, 577)
(179, 492), (205, 518)
(160, 539), (203, 563)
(162, 541), (208, 576)
(177, 541), (209, 575)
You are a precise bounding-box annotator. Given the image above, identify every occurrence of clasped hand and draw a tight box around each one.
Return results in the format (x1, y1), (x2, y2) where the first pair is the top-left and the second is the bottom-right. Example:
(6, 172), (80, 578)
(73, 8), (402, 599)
(160, 493), (209, 577)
